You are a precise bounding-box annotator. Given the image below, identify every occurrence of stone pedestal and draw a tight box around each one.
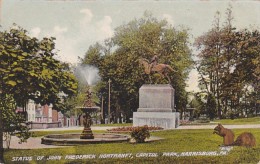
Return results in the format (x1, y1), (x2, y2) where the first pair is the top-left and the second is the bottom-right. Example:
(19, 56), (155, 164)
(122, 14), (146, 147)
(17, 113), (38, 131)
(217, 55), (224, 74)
(133, 84), (180, 129)
(80, 128), (94, 139)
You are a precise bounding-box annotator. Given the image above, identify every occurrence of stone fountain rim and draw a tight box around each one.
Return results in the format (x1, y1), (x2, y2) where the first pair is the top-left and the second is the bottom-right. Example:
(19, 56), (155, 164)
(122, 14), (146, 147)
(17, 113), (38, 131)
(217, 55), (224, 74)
(41, 133), (130, 145)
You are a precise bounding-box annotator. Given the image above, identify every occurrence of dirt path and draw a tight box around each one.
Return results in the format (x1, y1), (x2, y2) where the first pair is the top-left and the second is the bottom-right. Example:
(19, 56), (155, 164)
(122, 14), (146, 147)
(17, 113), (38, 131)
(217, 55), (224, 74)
(3, 136), (68, 149)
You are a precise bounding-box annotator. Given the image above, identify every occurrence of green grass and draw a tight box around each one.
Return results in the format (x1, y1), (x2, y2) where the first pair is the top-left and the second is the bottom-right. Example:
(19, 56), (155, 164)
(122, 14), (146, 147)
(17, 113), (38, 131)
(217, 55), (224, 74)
(4, 128), (260, 163)
(213, 117), (260, 125)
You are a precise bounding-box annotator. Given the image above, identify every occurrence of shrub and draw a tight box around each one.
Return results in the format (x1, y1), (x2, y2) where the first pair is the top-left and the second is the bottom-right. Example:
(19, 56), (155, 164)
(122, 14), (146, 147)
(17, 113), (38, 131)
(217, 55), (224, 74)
(130, 125), (150, 143)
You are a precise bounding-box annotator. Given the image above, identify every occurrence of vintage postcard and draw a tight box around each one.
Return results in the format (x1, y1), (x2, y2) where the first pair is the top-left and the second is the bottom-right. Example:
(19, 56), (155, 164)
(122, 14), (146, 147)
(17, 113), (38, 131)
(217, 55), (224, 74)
(0, 0), (259, 163)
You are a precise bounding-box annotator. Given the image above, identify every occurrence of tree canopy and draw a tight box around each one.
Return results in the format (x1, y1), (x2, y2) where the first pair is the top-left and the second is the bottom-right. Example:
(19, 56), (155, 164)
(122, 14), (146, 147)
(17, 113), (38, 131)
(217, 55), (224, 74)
(0, 25), (78, 163)
(194, 7), (260, 118)
(82, 14), (193, 122)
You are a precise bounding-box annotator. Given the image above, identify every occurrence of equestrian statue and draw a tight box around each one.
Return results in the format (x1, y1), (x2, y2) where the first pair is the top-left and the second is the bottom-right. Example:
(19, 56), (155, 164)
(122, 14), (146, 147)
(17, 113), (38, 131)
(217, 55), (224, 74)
(138, 55), (176, 83)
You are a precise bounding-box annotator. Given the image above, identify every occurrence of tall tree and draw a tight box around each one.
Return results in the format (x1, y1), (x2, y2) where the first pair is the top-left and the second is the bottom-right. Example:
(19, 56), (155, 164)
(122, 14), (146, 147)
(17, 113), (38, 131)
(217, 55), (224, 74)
(195, 6), (260, 119)
(235, 29), (260, 116)
(0, 25), (77, 163)
(195, 11), (223, 118)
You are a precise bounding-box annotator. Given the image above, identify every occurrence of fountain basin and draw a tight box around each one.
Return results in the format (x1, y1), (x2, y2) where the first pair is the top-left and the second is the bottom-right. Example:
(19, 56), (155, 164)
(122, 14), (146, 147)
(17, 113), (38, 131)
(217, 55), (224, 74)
(41, 133), (130, 145)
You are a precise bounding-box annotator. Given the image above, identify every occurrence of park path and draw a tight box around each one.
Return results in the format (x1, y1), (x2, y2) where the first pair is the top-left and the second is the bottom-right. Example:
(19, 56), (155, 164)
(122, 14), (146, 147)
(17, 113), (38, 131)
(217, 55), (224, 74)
(3, 124), (259, 149)
(30, 126), (115, 131)
(3, 126), (116, 149)
(177, 124), (260, 129)
(28, 124), (260, 132)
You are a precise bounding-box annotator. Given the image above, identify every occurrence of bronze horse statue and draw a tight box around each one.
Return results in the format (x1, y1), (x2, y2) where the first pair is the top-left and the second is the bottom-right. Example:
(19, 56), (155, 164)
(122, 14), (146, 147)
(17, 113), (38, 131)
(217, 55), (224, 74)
(138, 58), (176, 83)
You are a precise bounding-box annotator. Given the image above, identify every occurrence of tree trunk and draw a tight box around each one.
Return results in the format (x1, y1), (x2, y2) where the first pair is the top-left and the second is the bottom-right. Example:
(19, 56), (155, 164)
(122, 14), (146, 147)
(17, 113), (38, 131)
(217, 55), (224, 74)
(216, 43), (222, 119)
(0, 107), (4, 163)
(118, 112), (122, 123)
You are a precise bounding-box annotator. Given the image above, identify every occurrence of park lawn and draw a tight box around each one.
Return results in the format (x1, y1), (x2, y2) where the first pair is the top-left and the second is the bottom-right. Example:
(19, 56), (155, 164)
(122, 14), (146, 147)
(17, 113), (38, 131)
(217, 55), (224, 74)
(214, 117), (260, 125)
(4, 128), (260, 164)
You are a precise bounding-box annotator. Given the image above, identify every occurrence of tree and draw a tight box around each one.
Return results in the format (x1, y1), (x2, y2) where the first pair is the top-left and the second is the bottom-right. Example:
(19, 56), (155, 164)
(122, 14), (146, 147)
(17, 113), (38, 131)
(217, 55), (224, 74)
(1, 95), (30, 149)
(189, 92), (207, 118)
(83, 13), (193, 122)
(195, 10), (222, 118)
(0, 25), (77, 163)
(206, 93), (217, 120)
(234, 29), (260, 116)
(195, 6), (260, 119)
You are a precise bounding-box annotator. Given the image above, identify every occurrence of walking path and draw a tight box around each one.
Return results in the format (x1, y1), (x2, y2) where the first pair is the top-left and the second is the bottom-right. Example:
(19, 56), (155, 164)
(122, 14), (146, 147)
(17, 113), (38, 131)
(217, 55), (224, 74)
(30, 126), (115, 131)
(177, 124), (260, 129)
(3, 124), (259, 149)
(29, 124), (260, 132)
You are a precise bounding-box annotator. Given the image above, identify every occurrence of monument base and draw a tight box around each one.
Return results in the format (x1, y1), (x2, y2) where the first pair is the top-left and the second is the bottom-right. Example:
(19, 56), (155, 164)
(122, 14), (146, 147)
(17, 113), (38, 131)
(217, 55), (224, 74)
(133, 112), (180, 129)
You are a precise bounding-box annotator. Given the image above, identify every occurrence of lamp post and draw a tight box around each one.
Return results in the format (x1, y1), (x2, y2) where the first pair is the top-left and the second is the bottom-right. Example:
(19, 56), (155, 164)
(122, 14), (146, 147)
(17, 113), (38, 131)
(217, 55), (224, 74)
(108, 78), (111, 124)
(101, 95), (104, 122)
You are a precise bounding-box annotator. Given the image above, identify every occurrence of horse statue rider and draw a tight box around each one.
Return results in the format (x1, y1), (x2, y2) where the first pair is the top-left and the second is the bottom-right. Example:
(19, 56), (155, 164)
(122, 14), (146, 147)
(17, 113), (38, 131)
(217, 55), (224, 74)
(138, 55), (176, 83)
(150, 55), (158, 71)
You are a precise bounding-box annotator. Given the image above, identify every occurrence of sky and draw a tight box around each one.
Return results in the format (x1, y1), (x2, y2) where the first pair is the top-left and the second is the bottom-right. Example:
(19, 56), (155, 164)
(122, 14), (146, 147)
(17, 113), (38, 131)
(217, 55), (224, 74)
(1, 0), (260, 92)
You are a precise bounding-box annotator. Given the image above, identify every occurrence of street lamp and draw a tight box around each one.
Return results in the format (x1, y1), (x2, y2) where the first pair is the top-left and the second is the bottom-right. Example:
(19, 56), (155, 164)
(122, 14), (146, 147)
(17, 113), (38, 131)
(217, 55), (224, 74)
(108, 78), (111, 124)
(101, 95), (104, 123)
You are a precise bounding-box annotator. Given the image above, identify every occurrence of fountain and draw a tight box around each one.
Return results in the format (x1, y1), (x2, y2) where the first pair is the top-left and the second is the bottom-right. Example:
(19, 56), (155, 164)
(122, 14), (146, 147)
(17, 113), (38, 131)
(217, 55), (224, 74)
(78, 89), (99, 139)
(41, 87), (130, 145)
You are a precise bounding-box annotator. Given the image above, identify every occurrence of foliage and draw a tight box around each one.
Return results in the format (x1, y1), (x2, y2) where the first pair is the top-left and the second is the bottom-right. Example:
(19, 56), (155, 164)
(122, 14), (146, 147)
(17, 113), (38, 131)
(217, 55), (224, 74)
(206, 93), (217, 120)
(189, 92), (207, 118)
(0, 24), (78, 162)
(130, 125), (150, 143)
(83, 13), (193, 122)
(0, 26), (77, 106)
(56, 65), (103, 122)
(0, 94), (30, 149)
(194, 7), (260, 118)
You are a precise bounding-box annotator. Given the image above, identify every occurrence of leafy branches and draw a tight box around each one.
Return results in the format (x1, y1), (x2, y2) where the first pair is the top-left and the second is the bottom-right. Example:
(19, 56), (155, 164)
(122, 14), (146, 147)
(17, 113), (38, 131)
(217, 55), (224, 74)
(195, 7), (260, 118)
(0, 24), (78, 162)
(83, 14), (193, 121)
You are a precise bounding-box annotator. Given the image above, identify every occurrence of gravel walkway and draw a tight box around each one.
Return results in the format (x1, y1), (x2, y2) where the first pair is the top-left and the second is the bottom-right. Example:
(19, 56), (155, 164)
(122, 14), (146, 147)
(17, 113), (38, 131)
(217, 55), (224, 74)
(4, 126), (116, 149)
(3, 136), (67, 149)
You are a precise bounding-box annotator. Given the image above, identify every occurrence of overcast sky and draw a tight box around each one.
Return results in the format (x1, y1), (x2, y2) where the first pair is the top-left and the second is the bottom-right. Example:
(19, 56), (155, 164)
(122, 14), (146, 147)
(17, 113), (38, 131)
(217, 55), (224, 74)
(1, 0), (260, 92)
